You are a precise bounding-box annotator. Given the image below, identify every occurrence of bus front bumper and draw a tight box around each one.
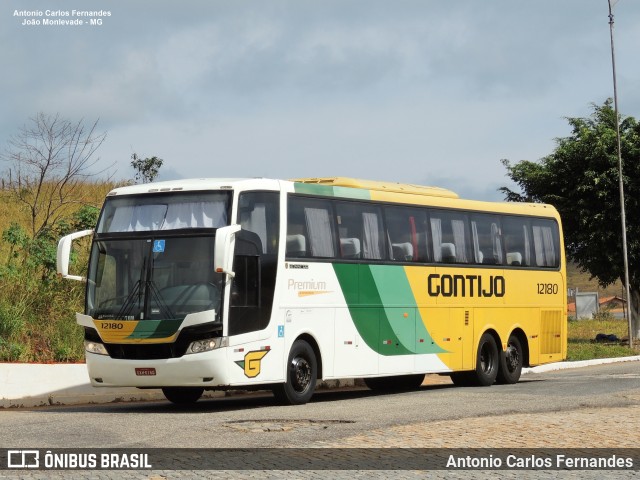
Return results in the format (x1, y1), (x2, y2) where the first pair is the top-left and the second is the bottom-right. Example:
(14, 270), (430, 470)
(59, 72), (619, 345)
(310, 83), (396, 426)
(84, 349), (230, 388)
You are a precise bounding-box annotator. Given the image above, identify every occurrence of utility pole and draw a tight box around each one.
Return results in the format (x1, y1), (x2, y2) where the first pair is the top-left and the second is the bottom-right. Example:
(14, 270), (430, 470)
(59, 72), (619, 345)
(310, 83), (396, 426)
(608, 0), (634, 348)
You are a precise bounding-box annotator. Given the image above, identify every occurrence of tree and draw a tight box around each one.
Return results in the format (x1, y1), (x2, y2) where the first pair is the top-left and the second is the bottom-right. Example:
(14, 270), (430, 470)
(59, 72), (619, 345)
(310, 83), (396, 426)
(131, 153), (163, 184)
(501, 100), (640, 339)
(2, 112), (108, 238)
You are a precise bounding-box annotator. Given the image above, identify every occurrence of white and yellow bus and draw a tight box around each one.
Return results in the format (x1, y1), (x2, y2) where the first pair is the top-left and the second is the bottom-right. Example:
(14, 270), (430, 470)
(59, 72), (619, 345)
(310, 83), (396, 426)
(57, 177), (566, 405)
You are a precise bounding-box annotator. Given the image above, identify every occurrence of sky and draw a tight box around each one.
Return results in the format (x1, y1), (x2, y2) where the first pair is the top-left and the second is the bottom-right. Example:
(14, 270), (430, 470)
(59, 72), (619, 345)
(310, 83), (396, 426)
(1, 0), (639, 201)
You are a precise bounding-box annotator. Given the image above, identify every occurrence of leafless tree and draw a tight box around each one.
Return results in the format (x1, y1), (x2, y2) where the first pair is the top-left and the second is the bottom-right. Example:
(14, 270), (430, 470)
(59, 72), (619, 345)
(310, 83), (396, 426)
(2, 113), (110, 237)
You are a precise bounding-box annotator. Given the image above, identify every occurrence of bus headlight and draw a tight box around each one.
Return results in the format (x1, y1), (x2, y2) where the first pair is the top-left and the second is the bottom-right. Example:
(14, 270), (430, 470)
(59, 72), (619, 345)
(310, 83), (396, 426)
(186, 337), (228, 354)
(84, 340), (109, 356)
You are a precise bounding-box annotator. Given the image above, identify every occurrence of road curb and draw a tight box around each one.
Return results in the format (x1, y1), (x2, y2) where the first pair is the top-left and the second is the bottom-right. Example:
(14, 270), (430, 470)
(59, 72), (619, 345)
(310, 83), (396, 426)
(2, 356), (638, 408)
(522, 354), (640, 374)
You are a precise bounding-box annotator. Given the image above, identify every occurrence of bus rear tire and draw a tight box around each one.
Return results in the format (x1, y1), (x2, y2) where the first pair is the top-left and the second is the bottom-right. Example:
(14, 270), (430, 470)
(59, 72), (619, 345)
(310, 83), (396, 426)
(364, 374), (424, 391)
(496, 335), (523, 384)
(452, 334), (500, 387)
(273, 340), (317, 405)
(162, 387), (204, 404)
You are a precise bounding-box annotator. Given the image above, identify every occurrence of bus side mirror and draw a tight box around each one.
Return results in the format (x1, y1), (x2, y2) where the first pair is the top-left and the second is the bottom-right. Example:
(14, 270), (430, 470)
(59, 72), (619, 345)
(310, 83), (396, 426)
(57, 229), (94, 282)
(214, 225), (241, 278)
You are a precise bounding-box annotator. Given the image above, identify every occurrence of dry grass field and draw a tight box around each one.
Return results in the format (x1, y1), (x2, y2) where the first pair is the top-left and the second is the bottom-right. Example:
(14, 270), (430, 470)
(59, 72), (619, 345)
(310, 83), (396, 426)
(0, 182), (115, 362)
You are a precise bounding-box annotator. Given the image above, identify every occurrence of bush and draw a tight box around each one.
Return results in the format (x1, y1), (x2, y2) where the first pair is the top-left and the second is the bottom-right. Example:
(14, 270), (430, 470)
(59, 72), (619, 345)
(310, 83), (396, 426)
(0, 303), (26, 338)
(0, 217), (88, 362)
(0, 338), (27, 362)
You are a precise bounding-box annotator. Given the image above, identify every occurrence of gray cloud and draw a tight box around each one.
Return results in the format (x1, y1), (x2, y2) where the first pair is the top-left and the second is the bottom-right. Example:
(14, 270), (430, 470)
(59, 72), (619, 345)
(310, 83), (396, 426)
(1, 0), (639, 201)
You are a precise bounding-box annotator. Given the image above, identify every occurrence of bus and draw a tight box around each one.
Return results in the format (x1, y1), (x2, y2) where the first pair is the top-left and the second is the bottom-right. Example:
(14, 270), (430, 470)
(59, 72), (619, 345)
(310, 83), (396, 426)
(57, 177), (567, 405)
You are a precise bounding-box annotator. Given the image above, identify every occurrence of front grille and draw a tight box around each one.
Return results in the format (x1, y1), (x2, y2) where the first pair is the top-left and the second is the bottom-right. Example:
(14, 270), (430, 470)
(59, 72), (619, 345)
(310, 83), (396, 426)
(105, 343), (185, 360)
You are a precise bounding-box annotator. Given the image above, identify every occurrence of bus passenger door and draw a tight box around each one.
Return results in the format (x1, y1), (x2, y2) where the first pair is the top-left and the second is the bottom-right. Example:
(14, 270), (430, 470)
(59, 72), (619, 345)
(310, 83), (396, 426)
(229, 191), (280, 339)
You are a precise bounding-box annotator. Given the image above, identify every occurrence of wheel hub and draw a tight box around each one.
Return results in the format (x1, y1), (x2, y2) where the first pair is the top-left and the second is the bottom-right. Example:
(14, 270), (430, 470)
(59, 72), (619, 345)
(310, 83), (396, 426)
(291, 357), (311, 392)
(505, 344), (520, 372)
(480, 345), (494, 373)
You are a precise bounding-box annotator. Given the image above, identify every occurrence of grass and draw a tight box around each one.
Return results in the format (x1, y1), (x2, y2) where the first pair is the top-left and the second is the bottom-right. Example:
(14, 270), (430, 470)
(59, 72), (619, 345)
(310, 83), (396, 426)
(565, 262), (638, 360)
(567, 315), (638, 361)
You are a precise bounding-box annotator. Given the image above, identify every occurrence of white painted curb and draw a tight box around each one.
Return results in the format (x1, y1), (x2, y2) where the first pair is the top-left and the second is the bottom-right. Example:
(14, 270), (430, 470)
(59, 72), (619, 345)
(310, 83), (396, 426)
(522, 355), (640, 374)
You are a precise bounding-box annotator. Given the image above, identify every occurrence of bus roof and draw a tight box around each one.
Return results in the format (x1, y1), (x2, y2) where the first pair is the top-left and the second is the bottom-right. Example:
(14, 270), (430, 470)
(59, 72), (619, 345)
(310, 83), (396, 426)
(290, 177), (559, 220)
(291, 177), (459, 199)
(105, 178), (282, 196)
(104, 177), (559, 220)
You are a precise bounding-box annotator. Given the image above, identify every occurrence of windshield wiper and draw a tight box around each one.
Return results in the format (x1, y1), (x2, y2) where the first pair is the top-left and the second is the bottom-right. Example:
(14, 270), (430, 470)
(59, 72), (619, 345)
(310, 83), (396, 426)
(147, 280), (175, 319)
(115, 246), (148, 320)
(115, 280), (142, 320)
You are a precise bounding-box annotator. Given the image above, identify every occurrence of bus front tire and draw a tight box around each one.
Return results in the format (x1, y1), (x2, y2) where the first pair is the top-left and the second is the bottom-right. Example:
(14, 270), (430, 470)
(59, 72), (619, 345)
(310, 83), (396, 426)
(496, 335), (523, 384)
(273, 340), (317, 405)
(162, 387), (204, 404)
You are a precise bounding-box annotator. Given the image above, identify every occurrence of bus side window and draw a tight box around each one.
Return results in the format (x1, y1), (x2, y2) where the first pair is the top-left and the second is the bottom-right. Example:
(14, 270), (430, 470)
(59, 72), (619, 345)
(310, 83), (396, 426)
(532, 220), (559, 268)
(471, 214), (503, 265)
(238, 191), (280, 254)
(384, 206), (429, 263)
(502, 217), (532, 267)
(287, 196), (336, 259)
(335, 202), (386, 260)
(430, 211), (471, 264)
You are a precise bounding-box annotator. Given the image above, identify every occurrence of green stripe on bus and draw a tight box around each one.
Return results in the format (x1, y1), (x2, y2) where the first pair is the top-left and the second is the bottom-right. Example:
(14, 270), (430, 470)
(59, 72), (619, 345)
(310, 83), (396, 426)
(333, 263), (445, 355)
(293, 183), (371, 200)
(127, 319), (181, 339)
(369, 265), (445, 354)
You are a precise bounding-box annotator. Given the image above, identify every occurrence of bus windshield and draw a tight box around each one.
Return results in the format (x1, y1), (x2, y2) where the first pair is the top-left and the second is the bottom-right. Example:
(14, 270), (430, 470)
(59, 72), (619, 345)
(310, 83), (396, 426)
(87, 191), (231, 321)
(87, 235), (224, 321)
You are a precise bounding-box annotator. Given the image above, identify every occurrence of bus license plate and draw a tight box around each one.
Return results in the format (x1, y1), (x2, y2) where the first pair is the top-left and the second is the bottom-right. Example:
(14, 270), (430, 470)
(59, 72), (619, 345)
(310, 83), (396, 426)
(135, 368), (156, 376)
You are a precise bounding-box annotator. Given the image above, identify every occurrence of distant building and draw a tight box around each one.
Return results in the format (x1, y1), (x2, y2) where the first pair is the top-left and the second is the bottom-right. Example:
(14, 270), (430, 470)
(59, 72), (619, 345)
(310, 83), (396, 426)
(599, 296), (626, 312)
(568, 295), (626, 318)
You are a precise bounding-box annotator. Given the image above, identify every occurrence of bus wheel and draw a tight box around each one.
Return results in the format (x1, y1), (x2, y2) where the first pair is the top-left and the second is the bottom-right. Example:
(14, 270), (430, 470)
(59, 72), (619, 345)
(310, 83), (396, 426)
(473, 333), (499, 386)
(162, 387), (204, 404)
(496, 335), (523, 384)
(273, 340), (317, 405)
(364, 374), (424, 391)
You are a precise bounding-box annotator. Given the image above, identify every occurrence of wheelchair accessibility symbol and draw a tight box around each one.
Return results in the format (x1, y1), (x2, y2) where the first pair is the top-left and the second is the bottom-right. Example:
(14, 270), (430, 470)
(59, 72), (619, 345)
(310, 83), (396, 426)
(152, 240), (166, 253)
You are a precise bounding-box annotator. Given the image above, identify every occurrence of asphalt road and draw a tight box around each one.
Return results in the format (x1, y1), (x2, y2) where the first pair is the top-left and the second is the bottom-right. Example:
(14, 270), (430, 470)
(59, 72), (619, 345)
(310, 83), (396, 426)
(1, 361), (639, 449)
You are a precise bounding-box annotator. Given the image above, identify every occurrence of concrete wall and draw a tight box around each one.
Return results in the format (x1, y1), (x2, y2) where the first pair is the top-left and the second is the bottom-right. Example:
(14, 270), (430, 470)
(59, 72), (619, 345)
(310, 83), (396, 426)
(1, 363), (181, 408)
